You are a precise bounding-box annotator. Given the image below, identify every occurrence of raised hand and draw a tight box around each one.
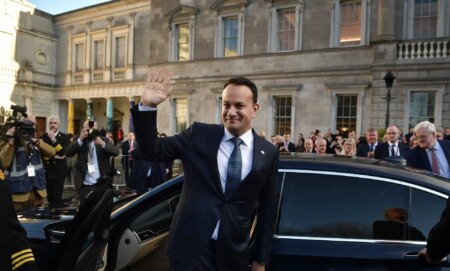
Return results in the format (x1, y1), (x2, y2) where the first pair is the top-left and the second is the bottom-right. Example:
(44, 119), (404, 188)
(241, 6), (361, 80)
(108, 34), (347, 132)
(141, 67), (173, 107)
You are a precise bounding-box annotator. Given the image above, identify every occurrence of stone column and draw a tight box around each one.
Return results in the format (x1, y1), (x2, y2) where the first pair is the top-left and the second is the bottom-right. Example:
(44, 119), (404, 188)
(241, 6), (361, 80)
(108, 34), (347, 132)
(66, 25), (73, 85)
(85, 21), (93, 83)
(106, 97), (113, 131)
(24, 95), (32, 115)
(129, 97), (135, 132)
(377, 0), (395, 41)
(128, 13), (136, 67)
(51, 98), (59, 116)
(86, 98), (93, 119)
(106, 17), (113, 81)
(68, 99), (75, 134)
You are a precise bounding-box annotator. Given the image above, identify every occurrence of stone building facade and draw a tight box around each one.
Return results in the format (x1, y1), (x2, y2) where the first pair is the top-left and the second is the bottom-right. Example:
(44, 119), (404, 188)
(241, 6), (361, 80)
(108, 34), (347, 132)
(1, 0), (450, 142)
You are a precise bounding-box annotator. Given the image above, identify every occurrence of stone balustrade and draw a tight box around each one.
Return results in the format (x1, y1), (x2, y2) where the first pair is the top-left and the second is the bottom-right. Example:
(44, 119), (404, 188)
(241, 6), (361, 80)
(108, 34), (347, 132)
(397, 39), (450, 60)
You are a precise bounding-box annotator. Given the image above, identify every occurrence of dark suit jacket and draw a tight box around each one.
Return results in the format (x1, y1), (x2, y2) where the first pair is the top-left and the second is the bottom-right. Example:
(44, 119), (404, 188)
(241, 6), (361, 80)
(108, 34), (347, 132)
(121, 140), (137, 181)
(406, 140), (450, 173)
(132, 108), (279, 271)
(426, 197), (450, 262)
(65, 137), (119, 187)
(356, 141), (380, 158)
(374, 142), (410, 160)
(129, 148), (167, 193)
(279, 141), (296, 152)
(40, 132), (70, 180)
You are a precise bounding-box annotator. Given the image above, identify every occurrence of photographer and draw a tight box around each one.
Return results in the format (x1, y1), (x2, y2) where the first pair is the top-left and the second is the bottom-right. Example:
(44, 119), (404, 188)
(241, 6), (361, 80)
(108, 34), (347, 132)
(65, 119), (119, 204)
(0, 113), (55, 210)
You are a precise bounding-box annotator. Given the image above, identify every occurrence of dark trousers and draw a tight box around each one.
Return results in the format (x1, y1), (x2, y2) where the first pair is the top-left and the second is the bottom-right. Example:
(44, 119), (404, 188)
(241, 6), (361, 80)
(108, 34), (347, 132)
(47, 177), (65, 208)
(170, 240), (217, 271)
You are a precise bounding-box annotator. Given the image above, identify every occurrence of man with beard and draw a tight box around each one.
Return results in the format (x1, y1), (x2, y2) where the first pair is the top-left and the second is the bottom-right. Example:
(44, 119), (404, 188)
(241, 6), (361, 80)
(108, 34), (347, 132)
(40, 116), (70, 208)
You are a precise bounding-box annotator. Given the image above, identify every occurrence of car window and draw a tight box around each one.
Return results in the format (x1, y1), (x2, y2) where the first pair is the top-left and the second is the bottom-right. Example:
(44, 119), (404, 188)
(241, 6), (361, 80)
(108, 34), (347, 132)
(129, 193), (180, 242)
(409, 188), (447, 240)
(277, 172), (409, 240)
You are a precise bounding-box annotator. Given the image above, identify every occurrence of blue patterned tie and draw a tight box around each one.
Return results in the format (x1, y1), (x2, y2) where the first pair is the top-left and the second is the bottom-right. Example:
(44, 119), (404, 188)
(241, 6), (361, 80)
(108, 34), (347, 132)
(225, 137), (243, 197)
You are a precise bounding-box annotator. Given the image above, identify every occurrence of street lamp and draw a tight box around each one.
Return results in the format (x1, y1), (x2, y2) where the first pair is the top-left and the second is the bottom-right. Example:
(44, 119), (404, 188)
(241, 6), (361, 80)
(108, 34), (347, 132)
(383, 71), (396, 129)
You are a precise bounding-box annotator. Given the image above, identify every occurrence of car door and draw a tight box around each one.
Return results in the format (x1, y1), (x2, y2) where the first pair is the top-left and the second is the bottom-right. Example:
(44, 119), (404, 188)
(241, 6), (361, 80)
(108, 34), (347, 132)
(269, 170), (450, 271)
(104, 178), (183, 271)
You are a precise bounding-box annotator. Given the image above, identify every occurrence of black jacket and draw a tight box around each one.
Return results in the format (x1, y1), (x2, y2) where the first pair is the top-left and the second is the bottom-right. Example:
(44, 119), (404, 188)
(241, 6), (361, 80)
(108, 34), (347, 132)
(132, 107), (279, 271)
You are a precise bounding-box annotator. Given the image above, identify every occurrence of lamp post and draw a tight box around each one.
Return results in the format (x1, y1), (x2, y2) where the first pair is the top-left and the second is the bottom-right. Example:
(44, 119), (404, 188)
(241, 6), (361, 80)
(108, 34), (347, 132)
(383, 71), (396, 129)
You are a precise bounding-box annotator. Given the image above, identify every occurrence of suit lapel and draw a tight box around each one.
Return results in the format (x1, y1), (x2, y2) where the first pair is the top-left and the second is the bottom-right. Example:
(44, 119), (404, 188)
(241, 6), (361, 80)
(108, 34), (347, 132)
(208, 126), (225, 197)
(420, 148), (432, 171)
(237, 130), (267, 188)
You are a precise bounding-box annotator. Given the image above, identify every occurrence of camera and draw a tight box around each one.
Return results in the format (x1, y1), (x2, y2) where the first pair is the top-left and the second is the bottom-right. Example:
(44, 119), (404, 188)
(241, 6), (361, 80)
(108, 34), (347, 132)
(2, 105), (35, 142)
(86, 118), (99, 141)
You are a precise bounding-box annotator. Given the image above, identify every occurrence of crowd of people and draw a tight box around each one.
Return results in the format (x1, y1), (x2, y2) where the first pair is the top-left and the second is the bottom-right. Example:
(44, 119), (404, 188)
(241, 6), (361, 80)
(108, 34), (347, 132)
(267, 122), (450, 179)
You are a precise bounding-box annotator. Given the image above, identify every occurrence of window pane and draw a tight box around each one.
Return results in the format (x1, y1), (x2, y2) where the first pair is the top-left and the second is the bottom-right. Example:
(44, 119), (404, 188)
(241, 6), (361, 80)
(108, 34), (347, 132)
(175, 98), (188, 133)
(75, 43), (84, 72)
(409, 189), (446, 241)
(277, 8), (296, 51)
(94, 40), (104, 70)
(177, 24), (190, 61)
(413, 0), (438, 39)
(273, 96), (292, 135)
(340, 1), (361, 46)
(223, 17), (238, 57)
(336, 95), (357, 135)
(115, 36), (126, 68)
(277, 173), (408, 240)
(409, 91), (436, 129)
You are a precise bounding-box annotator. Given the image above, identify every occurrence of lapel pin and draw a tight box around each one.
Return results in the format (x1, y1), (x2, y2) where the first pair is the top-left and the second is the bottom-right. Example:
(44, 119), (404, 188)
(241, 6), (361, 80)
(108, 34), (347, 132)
(261, 150), (265, 155)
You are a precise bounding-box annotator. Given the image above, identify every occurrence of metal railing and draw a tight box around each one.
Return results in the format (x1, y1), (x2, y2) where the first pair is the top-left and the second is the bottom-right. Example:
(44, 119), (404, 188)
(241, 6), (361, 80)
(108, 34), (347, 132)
(64, 155), (183, 191)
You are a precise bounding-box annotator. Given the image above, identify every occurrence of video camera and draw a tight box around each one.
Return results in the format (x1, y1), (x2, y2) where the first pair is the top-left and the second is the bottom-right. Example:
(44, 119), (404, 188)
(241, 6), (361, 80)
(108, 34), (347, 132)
(86, 117), (99, 141)
(3, 105), (35, 142)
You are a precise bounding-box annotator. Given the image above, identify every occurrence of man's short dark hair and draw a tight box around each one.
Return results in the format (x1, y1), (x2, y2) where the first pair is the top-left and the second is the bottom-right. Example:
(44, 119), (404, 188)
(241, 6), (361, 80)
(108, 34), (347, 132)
(224, 77), (258, 104)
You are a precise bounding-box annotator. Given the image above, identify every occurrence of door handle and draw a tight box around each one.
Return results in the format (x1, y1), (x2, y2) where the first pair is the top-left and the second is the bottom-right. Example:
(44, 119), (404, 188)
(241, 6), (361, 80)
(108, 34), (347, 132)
(403, 252), (448, 263)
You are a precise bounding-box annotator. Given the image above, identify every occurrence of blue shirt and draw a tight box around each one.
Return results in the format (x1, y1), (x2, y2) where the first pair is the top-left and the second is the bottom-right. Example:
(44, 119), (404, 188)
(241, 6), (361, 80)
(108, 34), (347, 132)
(426, 141), (450, 179)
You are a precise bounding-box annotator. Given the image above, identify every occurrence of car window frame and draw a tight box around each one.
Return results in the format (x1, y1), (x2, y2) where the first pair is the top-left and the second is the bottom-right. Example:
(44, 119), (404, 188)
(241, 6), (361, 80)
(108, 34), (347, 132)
(274, 169), (448, 245)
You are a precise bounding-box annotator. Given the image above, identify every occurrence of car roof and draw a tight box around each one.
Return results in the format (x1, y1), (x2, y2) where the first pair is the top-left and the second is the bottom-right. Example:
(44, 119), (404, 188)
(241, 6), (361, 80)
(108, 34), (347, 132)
(278, 153), (450, 193)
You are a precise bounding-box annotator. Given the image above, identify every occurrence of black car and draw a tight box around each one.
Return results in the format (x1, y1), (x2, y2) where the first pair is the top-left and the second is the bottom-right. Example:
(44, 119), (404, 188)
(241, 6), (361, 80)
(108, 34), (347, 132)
(20, 155), (450, 271)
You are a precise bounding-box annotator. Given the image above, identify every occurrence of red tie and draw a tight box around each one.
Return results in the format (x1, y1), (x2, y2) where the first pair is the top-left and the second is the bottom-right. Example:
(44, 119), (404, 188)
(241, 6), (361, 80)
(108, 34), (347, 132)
(431, 148), (440, 175)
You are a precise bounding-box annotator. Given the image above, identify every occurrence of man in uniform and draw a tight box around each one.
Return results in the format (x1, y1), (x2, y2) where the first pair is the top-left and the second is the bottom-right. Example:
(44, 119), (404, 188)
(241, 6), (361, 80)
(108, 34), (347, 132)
(0, 164), (38, 271)
(41, 116), (70, 208)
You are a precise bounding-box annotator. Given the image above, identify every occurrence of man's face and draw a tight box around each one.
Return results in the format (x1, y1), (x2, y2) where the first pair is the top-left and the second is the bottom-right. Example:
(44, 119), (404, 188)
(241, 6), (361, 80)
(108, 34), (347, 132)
(416, 128), (436, 149)
(336, 136), (343, 145)
(271, 136), (276, 143)
(386, 127), (399, 143)
(128, 132), (135, 141)
(49, 118), (59, 132)
(221, 84), (259, 137)
(283, 134), (290, 142)
(366, 131), (378, 144)
(304, 140), (312, 151)
(315, 140), (327, 154)
(436, 131), (444, 140)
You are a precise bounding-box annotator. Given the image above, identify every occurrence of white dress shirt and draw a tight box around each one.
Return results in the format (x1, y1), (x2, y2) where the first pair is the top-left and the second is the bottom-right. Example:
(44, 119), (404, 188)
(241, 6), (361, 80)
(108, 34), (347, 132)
(211, 128), (254, 239)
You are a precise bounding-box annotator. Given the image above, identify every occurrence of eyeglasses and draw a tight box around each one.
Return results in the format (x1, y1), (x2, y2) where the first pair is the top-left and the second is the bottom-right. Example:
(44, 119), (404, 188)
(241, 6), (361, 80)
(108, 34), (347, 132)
(416, 134), (432, 140)
(49, 122), (58, 124)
